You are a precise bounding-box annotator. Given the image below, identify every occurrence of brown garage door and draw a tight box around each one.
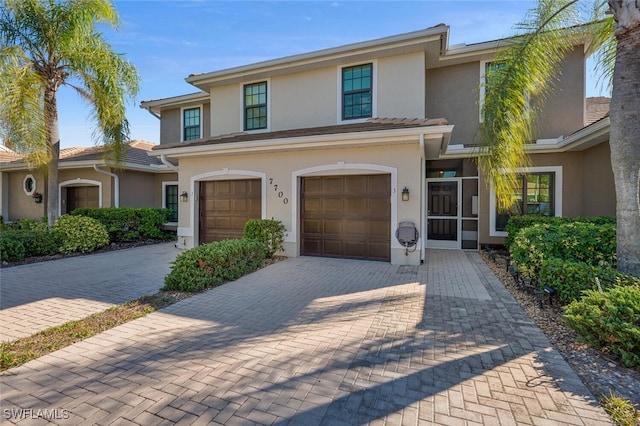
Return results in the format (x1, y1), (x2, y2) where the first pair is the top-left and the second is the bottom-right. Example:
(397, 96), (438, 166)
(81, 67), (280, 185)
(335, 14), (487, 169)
(301, 174), (390, 261)
(66, 186), (99, 213)
(199, 179), (261, 244)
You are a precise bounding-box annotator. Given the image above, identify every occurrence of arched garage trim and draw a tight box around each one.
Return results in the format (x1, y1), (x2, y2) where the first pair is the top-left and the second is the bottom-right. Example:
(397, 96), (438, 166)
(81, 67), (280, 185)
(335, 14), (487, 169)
(59, 178), (102, 215)
(182, 169), (267, 242)
(291, 162), (400, 249)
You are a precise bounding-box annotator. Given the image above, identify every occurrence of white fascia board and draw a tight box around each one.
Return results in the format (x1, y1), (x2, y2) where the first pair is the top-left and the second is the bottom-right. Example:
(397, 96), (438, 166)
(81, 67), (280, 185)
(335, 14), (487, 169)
(140, 92), (209, 112)
(149, 125), (454, 158)
(186, 28), (446, 87)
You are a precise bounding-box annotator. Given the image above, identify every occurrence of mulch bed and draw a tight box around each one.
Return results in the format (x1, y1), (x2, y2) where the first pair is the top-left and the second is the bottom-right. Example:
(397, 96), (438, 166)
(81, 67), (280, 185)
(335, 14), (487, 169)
(479, 249), (640, 413)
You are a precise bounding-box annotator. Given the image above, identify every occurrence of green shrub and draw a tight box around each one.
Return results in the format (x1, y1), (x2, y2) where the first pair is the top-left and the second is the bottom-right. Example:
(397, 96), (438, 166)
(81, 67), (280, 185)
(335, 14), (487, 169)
(52, 215), (109, 254)
(0, 235), (25, 262)
(163, 239), (266, 292)
(509, 221), (617, 278)
(538, 258), (640, 304)
(564, 286), (640, 369)
(71, 207), (172, 242)
(0, 229), (64, 259)
(243, 219), (286, 258)
(504, 215), (615, 250)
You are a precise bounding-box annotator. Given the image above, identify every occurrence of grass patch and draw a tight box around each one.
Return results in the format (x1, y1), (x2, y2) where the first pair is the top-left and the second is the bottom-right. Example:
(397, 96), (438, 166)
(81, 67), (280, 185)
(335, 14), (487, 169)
(0, 291), (189, 372)
(601, 393), (640, 426)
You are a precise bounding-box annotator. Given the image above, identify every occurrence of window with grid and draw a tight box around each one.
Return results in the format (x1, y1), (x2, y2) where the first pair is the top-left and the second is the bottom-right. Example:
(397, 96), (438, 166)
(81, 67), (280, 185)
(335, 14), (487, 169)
(244, 81), (267, 130)
(342, 64), (372, 120)
(495, 173), (554, 231)
(183, 107), (201, 141)
(165, 184), (178, 222)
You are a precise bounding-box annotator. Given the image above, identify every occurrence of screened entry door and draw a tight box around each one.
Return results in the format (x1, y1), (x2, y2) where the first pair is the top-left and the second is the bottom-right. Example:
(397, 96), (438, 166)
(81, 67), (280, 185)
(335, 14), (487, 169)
(427, 181), (459, 249)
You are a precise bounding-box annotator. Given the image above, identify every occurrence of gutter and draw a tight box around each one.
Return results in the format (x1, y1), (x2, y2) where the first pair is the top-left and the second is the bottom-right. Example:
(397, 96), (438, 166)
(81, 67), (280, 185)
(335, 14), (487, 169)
(160, 154), (179, 172)
(93, 164), (120, 208)
(419, 134), (426, 264)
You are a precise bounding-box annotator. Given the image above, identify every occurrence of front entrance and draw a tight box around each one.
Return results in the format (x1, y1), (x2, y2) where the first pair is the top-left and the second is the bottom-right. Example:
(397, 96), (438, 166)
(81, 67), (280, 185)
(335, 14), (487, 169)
(427, 181), (458, 249)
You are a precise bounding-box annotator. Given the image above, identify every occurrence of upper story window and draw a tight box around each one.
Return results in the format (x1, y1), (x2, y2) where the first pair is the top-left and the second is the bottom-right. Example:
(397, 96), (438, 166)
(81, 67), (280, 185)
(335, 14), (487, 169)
(244, 81), (268, 131)
(182, 107), (201, 141)
(480, 60), (529, 123)
(342, 63), (373, 120)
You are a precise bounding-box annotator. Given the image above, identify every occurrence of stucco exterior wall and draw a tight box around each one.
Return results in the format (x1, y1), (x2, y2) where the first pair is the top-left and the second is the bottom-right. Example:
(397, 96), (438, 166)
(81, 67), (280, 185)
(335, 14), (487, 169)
(581, 141), (615, 216)
(175, 142), (424, 265)
(159, 103), (211, 145)
(4, 171), (46, 221)
(118, 170), (157, 208)
(478, 142), (614, 246)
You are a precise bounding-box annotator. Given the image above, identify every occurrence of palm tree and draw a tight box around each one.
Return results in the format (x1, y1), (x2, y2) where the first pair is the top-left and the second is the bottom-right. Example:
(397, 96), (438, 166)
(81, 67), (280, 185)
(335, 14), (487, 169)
(0, 0), (139, 226)
(479, 0), (639, 277)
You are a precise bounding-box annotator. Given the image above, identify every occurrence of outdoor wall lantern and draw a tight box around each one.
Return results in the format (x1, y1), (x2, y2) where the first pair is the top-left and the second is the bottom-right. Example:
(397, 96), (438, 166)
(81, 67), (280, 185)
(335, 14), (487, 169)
(180, 191), (189, 202)
(401, 187), (410, 201)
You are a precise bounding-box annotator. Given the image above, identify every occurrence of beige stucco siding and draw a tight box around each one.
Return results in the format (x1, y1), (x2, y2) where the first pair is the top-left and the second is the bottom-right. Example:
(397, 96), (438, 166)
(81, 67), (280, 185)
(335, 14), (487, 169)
(160, 103), (211, 145)
(211, 85), (240, 137)
(4, 171), (46, 221)
(118, 170), (157, 208)
(377, 53), (425, 119)
(176, 142), (424, 264)
(581, 141), (615, 216)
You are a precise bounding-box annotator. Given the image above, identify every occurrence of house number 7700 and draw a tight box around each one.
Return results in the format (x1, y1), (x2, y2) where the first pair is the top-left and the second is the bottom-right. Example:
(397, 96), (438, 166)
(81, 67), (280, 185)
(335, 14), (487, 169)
(268, 178), (288, 205)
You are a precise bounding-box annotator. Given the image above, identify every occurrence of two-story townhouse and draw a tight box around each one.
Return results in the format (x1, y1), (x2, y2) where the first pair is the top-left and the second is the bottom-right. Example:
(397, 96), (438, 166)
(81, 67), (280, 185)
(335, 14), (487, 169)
(141, 24), (613, 265)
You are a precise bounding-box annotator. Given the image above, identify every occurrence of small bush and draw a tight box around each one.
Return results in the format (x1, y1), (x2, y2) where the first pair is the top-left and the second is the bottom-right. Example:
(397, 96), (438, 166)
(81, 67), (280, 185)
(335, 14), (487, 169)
(504, 215), (615, 250)
(71, 207), (172, 242)
(600, 392), (639, 426)
(0, 235), (25, 262)
(163, 239), (266, 292)
(538, 258), (640, 304)
(564, 286), (640, 369)
(52, 215), (109, 254)
(243, 219), (286, 258)
(0, 229), (64, 258)
(510, 221), (616, 278)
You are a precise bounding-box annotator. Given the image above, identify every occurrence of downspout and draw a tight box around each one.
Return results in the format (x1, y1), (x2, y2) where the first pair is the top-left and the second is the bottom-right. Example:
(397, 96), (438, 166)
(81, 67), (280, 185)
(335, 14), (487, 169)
(160, 154), (179, 172)
(419, 133), (426, 264)
(93, 164), (119, 208)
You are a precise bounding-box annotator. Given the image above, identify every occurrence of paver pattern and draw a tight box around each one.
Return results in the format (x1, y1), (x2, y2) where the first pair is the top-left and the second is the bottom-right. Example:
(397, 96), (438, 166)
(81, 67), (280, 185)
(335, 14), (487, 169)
(0, 243), (179, 341)
(0, 248), (611, 425)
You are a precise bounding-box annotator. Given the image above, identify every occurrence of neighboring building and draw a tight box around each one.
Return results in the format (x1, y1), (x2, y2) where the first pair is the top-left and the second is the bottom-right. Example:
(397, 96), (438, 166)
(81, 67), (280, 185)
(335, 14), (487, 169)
(0, 141), (179, 226)
(140, 24), (614, 265)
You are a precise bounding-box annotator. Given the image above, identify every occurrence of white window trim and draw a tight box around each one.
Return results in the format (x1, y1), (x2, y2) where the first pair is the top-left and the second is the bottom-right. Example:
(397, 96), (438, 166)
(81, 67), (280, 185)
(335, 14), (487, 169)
(180, 105), (203, 142)
(489, 166), (563, 237)
(23, 174), (36, 196)
(337, 60), (378, 124)
(240, 78), (271, 133)
(162, 181), (179, 225)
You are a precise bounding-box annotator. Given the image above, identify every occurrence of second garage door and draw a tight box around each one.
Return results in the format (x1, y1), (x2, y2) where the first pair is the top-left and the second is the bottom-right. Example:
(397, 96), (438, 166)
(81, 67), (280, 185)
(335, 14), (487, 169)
(199, 179), (261, 244)
(301, 174), (391, 261)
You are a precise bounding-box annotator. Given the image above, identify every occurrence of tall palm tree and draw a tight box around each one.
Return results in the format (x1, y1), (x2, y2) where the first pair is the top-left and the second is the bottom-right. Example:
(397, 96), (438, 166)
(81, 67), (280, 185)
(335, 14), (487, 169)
(0, 0), (139, 226)
(479, 0), (639, 277)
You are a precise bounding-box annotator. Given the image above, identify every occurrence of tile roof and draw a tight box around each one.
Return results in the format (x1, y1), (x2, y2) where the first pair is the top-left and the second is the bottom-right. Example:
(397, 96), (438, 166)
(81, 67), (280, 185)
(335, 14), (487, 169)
(153, 117), (449, 151)
(1, 140), (162, 167)
(586, 96), (610, 125)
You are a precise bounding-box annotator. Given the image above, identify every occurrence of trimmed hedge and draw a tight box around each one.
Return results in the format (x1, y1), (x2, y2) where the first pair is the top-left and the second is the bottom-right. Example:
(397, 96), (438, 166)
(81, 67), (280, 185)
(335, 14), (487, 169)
(509, 221), (617, 278)
(0, 235), (25, 262)
(163, 239), (266, 292)
(71, 207), (172, 242)
(504, 215), (615, 250)
(52, 215), (110, 254)
(538, 257), (640, 304)
(564, 286), (640, 369)
(243, 219), (286, 258)
(0, 229), (63, 258)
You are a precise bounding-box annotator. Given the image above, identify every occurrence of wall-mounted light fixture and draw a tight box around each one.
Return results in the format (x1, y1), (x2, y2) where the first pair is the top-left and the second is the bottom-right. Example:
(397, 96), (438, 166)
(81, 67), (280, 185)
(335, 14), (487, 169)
(401, 187), (410, 201)
(180, 191), (189, 202)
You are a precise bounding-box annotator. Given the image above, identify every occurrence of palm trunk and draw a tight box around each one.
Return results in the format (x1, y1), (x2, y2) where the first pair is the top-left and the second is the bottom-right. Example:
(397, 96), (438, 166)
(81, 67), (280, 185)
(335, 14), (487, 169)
(45, 87), (60, 228)
(609, 6), (640, 277)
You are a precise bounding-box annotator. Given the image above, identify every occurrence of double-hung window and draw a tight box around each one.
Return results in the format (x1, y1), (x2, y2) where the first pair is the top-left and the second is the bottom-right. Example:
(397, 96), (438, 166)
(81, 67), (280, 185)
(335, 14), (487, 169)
(495, 172), (555, 232)
(182, 107), (201, 141)
(244, 81), (268, 131)
(342, 63), (373, 120)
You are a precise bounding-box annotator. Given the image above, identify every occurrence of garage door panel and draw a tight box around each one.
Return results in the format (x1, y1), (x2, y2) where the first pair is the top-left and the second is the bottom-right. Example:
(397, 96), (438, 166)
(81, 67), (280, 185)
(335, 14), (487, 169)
(199, 179), (261, 244)
(301, 174), (390, 262)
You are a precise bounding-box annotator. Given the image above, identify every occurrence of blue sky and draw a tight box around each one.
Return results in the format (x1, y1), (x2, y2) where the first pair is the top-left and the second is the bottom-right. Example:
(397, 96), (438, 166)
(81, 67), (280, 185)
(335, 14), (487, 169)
(56, 0), (606, 148)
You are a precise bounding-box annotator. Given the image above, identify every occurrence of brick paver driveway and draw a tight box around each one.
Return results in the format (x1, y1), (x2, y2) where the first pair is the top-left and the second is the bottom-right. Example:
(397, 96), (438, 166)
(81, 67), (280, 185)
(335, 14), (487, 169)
(0, 250), (610, 425)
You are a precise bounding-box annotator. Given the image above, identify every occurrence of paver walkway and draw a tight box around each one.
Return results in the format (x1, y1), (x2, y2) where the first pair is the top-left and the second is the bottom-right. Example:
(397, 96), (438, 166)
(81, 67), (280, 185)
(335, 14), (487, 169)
(0, 243), (179, 342)
(0, 249), (611, 425)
